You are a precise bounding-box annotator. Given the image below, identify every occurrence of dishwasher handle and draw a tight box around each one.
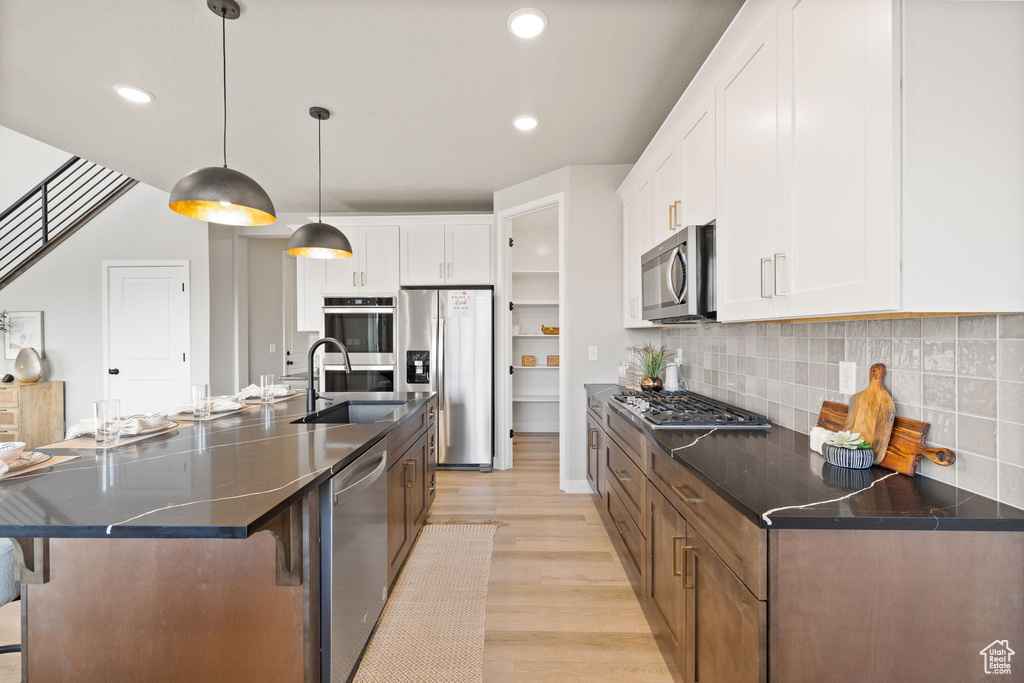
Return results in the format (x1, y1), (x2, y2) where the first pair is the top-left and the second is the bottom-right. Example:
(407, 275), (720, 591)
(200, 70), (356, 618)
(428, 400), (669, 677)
(333, 447), (388, 507)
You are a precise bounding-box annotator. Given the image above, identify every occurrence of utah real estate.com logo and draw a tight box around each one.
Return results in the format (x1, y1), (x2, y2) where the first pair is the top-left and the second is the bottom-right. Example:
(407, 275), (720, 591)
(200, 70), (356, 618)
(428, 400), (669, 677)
(980, 640), (1014, 676)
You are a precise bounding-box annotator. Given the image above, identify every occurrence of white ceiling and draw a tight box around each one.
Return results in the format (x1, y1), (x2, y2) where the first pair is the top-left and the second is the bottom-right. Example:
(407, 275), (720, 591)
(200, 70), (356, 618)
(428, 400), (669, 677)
(0, 0), (742, 213)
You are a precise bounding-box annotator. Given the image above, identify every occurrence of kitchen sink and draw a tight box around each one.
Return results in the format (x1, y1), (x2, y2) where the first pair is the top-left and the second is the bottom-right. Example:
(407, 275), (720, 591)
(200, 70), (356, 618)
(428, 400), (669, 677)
(294, 401), (404, 425)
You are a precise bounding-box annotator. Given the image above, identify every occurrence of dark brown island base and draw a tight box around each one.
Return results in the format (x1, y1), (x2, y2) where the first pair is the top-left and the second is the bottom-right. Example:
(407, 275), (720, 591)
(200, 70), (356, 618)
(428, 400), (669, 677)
(585, 384), (1024, 683)
(0, 392), (437, 681)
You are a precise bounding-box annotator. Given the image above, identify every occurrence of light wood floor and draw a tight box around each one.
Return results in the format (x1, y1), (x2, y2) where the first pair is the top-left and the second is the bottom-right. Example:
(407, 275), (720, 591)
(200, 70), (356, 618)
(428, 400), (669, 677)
(432, 434), (678, 682)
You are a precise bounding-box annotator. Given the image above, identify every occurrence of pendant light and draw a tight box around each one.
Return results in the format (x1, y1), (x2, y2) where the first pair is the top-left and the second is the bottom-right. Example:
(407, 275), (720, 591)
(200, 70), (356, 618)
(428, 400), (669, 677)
(286, 107), (353, 259)
(168, 0), (276, 226)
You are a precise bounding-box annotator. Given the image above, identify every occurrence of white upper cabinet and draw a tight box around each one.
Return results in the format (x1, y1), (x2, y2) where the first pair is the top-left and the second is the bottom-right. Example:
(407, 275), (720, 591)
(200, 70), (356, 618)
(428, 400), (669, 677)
(400, 224), (493, 286)
(323, 238), (360, 294)
(715, 12), (779, 321)
(619, 171), (655, 329)
(360, 226), (400, 293)
(775, 0), (898, 317)
(652, 145), (682, 247)
(445, 224), (492, 285)
(399, 225), (446, 286)
(679, 95), (716, 228)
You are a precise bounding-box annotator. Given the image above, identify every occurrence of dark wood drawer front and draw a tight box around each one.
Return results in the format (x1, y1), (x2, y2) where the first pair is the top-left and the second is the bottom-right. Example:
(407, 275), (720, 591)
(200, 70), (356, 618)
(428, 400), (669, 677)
(605, 409), (644, 470)
(605, 486), (644, 586)
(605, 437), (645, 534)
(648, 441), (766, 600)
(387, 406), (427, 469)
(586, 391), (604, 419)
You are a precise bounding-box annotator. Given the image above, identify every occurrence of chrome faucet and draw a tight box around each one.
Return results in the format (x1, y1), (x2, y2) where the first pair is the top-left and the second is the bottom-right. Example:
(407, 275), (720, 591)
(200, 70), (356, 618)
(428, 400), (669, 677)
(306, 337), (351, 413)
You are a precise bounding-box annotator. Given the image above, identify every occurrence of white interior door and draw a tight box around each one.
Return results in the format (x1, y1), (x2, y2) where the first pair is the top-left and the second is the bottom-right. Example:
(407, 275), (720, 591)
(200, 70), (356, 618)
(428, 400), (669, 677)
(105, 263), (190, 414)
(282, 254), (308, 375)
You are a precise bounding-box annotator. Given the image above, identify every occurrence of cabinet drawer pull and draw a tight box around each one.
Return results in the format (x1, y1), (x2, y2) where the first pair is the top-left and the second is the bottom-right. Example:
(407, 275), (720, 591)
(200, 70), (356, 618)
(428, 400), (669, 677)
(352, 271), (357, 287)
(668, 204), (676, 231)
(760, 257), (774, 298)
(439, 262), (444, 278)
(615, 520), (629, 535)
(680, 544), (696, 590)
(405, 458), (417, 486)
(774, 252), (787, 296)
(613, 469), (631, 482)
(670, 483), (704, 504)
(589, 428), (598, 449)
(671, 535), (684, 577)
(447, 262), (453, 278)
(361, 271), (367, 287)
(673, 200), (681, 227)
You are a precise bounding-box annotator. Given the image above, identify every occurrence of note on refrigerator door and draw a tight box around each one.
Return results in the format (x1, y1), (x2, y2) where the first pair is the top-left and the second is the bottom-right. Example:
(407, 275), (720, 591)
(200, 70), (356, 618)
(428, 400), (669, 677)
(450, 291), (474, 317)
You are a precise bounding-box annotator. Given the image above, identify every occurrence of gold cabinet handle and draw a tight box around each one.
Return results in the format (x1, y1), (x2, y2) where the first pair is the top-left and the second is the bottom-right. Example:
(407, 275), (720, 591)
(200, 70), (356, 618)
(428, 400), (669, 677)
(589, 428), (598, 449)
(671, 535), (684, 577)
(613, 469), (630, 482)
(670, 483), (704, 504)
(680, 544), (696, 590)
(615, 520), (629, 535)
(668, 204), (676, 231)
(673, 200), (682, 227)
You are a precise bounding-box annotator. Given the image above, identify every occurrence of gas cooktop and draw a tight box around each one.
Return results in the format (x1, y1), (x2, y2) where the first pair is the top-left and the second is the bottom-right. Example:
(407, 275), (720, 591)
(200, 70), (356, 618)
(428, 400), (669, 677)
(613, 390), (772, 430)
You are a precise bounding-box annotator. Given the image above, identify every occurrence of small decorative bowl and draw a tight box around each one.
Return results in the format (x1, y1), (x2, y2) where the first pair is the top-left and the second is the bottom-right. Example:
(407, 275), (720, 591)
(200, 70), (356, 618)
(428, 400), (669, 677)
(821, 444), (875, 469)
(0, 442), (27, 460)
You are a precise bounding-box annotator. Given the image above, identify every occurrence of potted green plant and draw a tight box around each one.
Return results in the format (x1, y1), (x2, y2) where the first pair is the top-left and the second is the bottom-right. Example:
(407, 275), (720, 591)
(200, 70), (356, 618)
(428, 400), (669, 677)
(636, 344), (669, 392)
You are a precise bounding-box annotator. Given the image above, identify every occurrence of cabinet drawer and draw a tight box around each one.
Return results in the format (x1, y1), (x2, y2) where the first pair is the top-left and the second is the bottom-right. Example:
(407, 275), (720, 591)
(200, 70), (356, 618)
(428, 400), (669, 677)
(648, 440), (766, 599)
(0, 431), (21, 443)
(0, 389), (18, 409)
(0, 410), (18, 430)
(605, 409), (644, 471)
(586, 391), (604, 419)
(605, 437), (645, 535)
(605, 485), (644, 587)
(387, 406), (428, 468)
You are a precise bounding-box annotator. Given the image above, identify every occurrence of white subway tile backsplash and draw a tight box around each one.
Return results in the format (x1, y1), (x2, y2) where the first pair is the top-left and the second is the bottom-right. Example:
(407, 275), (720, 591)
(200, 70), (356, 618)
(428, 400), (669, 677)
(661, 313), (1023, 508)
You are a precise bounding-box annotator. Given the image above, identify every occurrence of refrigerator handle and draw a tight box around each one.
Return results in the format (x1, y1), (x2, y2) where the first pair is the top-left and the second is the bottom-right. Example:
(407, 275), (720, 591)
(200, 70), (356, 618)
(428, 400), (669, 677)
(437, 316), (446, 411)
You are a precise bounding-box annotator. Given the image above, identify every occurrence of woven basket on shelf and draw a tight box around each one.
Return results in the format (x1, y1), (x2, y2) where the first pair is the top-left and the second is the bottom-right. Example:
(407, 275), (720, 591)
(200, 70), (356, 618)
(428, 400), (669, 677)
(546, 355), (559, 367)
(521, 355), (536, 367)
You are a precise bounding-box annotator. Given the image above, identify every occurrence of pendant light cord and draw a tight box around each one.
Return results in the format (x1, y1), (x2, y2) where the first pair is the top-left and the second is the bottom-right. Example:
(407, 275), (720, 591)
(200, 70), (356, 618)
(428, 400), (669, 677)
(221, 10), (228, 168)
(318, 118), (322, 222)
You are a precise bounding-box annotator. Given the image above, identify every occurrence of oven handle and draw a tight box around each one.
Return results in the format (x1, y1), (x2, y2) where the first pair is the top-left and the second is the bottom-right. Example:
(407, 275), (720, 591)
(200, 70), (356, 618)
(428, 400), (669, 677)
(322, 307), (395, 315)
(667, 247), (685, 304)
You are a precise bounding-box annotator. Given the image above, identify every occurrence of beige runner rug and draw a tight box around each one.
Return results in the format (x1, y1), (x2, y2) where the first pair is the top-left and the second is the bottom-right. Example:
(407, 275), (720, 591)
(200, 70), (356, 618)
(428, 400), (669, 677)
(354, 522), (501, 683)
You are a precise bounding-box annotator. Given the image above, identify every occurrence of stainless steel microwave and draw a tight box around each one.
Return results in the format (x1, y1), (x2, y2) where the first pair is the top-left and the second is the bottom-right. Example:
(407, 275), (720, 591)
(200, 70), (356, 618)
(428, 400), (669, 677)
(640, 221), (716, 323)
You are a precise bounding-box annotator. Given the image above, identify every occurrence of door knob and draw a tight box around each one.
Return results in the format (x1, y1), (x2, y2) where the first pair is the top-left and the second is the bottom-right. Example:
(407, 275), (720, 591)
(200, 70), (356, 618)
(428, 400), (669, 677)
(286, 360), (294, 366)
(108, 368), (120, 375)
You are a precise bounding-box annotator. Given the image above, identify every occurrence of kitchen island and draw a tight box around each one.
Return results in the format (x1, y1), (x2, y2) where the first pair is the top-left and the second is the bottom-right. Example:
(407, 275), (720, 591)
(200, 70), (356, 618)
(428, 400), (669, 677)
(585, 383), (1024, 683)
(0, 391), (437, 681)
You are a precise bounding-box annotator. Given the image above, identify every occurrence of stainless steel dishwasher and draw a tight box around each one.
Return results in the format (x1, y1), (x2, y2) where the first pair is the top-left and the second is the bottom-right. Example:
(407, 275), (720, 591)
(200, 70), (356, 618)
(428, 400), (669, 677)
(320, 438), (389, 681)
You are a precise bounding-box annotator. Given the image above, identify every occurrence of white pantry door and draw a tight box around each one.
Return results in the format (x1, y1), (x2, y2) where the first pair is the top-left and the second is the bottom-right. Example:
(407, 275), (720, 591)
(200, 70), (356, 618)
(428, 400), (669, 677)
(105, 263), (190, 414)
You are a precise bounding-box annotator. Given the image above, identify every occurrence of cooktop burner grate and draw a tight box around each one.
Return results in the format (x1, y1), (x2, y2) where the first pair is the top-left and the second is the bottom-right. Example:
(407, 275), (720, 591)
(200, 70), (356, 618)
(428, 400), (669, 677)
(613, 390), (771, 429)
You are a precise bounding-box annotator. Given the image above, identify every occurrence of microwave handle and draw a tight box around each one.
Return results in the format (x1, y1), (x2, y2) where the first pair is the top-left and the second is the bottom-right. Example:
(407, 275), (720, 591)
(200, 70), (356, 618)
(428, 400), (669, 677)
(667, 247), (686, 304)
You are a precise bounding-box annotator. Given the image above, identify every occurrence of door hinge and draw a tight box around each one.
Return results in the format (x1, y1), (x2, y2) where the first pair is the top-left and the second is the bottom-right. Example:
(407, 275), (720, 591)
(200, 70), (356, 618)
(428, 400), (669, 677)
(509, 365), (514, 375)
(508, 237), (514, 248)
(509, 302), (514, 312)
(510, 429), (515, 439)
(182, 352), (186, 362)
(181, 283), (185, 292)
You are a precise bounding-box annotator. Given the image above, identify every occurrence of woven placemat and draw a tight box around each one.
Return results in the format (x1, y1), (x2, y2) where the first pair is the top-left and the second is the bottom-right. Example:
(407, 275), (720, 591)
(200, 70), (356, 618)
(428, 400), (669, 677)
(0, 454), (80, 480)
(42, 423), (190, 450)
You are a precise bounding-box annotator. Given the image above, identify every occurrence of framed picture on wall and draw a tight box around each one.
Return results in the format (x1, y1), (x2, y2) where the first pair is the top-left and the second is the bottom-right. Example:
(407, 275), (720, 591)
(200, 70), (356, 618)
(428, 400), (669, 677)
(4, 311), (44, 360)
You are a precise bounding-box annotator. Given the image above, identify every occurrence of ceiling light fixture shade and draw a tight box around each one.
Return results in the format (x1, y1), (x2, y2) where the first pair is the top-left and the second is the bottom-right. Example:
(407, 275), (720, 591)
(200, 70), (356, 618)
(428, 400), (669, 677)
(286, 106), (354, 259)
(113, 84), (154, 103)
(508, 8), (548, 38)
(512, 114), (540, 131)
(169, 0), (276, 226)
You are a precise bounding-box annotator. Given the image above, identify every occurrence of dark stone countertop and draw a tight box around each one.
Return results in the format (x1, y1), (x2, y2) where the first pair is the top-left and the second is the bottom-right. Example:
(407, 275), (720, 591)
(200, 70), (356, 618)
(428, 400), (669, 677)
(0, 392), (434, 540)
(586, 384), (1024, 531)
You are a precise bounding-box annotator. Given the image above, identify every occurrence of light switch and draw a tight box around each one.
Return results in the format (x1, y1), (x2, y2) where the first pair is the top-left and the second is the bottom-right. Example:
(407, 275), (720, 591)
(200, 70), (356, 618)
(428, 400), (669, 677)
(588, 346), (599, 361)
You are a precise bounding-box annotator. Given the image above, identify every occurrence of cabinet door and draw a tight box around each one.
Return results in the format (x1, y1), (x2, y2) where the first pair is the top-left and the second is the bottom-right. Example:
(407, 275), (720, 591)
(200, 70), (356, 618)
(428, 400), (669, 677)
(776, 0), (898, 317)
(425, 423), (437, 509)
(406, 432), (427, 527)
(445, 224), (492, 285)
(387, 459), (411, 582)
(716, 12), (779, 322)
(586, 413), (601, 495)
(400, 225), (446, 286)
(637, 176), (654, 254)
(652, 144), (682, 246)
(323, 228), (360, 294)
(687, 528), (765, 683)
(622, 191), (653, 329)
(296, 257), (326, 332)
(680, 95), (716, 227)
(360, 225), (400, 293)
(647, 482), (689, 678)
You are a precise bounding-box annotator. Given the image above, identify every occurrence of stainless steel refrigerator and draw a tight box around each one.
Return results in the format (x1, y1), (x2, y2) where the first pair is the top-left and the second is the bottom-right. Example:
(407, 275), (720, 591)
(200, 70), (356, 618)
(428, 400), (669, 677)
(398, 288), (493, 470)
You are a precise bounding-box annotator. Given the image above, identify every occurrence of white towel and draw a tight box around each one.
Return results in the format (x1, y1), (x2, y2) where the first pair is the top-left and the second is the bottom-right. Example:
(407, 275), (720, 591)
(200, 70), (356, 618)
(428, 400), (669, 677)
(66, 414), (169, 440)
(234, 383), (292, 400)
(173, 397), (245, 415)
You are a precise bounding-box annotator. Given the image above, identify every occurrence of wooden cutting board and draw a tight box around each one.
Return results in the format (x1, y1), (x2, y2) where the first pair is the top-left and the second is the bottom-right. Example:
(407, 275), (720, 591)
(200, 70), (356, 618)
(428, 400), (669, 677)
(843, 363), (895, 465)
(817, 401), (956, 476)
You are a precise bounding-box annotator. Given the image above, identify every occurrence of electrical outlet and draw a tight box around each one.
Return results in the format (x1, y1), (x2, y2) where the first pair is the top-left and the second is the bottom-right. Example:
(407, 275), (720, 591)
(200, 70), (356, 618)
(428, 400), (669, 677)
(588, 346), (599, 362)
(839, 361), (856, 394)
(269, 343), (277, 354)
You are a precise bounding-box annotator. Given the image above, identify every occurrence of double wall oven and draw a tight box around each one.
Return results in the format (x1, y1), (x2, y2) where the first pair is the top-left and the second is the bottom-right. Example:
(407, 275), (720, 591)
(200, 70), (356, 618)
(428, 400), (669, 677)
(321, 296), (397, 393)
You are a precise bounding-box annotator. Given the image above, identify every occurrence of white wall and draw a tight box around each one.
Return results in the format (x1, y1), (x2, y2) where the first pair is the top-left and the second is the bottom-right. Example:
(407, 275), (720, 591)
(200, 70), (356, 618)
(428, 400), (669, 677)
(0, 182), (211, 423)
(247, 238), (288, 381)
(0, 127), (69, 210)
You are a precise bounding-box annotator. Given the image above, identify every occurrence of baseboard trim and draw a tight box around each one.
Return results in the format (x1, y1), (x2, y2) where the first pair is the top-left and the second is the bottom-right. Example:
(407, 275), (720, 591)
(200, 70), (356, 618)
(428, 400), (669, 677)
(560, 479), (595, 495)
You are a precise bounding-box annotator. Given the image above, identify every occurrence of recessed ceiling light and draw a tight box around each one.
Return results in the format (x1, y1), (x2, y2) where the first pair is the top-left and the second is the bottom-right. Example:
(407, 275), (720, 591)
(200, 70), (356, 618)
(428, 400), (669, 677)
(507, 8), (548, 39)
(512, 115), (539, 131)
(113, 84), (154, 104)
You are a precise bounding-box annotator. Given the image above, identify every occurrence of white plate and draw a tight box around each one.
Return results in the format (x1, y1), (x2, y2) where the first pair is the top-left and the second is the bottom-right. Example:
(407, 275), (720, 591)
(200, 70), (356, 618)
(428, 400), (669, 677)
(132, 420), (180, 436)
(5, 452), (53, 473)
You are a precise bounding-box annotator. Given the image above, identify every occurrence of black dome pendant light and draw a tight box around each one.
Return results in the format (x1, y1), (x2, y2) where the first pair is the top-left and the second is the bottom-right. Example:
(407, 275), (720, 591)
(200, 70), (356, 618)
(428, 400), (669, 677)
(169, 0), (276, 226)
(286, 107), (353, 259)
